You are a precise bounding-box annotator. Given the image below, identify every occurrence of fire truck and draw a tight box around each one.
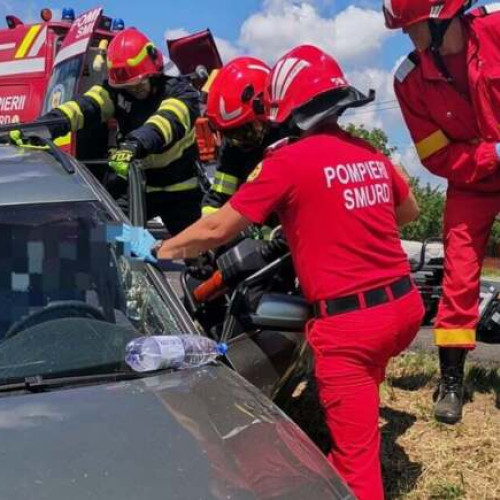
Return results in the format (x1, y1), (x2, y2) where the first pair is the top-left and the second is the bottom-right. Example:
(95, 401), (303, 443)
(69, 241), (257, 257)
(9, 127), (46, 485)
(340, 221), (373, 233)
(0, 6), (222, 163)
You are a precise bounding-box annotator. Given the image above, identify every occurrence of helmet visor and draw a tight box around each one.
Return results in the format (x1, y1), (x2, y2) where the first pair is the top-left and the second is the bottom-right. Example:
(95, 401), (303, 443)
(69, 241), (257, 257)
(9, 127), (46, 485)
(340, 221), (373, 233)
(223, 122), (266, 148)
(108, 64), (152, 88)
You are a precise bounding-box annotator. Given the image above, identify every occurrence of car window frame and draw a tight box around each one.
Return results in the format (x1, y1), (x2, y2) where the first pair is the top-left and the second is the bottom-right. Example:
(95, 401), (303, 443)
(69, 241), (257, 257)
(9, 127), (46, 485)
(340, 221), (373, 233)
(74, 156), (199, 334)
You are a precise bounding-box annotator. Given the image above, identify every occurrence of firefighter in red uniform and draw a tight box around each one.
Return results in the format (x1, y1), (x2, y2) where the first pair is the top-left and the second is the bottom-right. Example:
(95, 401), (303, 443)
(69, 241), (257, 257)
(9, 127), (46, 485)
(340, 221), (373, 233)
(384, 0), (500, 424)
(202, 57), (282, 216)
(122, 45), (424, 500)
(14, 28), (202, 235)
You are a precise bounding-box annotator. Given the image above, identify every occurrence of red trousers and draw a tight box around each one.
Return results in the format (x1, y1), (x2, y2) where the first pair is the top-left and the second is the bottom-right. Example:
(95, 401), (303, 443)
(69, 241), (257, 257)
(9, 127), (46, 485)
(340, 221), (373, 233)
(307, 288), (424, 500)
(435, 189), (500, 348)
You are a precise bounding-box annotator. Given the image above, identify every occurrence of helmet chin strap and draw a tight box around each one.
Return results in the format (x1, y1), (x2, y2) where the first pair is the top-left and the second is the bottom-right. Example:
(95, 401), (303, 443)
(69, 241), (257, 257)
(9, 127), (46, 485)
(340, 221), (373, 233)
(428, 18), (454, 82)
(428, 0), (472, 84)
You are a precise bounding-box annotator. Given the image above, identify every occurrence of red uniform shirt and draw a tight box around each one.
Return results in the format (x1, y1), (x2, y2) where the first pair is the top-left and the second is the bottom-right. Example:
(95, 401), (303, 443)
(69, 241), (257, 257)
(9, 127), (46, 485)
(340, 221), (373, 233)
(394, 6), (500, 192)
(230, 128), (410, 303)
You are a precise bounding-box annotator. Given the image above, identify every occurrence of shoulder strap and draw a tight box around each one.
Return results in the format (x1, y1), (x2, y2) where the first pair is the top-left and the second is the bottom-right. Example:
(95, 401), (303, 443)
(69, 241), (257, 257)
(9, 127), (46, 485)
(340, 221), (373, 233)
(394, 53), (418, 83)
(469, 3), (500, 17)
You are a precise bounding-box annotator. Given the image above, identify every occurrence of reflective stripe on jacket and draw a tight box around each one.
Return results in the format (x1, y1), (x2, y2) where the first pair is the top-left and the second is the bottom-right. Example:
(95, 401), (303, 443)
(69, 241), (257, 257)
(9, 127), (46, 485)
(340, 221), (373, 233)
(45, 76), (201, 192)
(394, 7), (500, 192)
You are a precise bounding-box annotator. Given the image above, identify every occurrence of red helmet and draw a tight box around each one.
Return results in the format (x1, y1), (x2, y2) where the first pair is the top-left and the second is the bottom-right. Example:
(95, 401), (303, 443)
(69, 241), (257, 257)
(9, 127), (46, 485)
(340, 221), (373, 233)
(383, 0), (477, 29)
(107, 28), (164, 87)
(206, 57), (270, 130)
(264, 45), (374, 130)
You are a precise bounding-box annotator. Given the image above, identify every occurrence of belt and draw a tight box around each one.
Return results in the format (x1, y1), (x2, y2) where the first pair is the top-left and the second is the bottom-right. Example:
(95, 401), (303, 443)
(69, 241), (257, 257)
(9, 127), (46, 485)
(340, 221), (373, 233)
(313, 276), (413, 318)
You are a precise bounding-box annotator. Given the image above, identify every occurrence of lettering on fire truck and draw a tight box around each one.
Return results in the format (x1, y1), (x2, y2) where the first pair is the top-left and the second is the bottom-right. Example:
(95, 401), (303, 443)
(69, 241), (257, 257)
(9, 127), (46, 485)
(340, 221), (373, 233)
(74, 8), (100, 39)
(0, 114), (19, 124)
(323, 161), (391, 210)
(0, 94), (26, 112)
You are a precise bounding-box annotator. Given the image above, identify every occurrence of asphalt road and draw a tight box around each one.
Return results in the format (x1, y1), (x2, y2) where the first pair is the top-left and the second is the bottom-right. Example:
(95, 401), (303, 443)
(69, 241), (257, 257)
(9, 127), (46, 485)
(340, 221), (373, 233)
(410, 327), (500, 366)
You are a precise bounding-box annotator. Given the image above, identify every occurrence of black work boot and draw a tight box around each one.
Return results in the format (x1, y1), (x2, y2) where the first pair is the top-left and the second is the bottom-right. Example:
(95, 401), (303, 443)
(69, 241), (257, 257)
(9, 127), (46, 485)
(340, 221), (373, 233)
(434, 347), (467, 425)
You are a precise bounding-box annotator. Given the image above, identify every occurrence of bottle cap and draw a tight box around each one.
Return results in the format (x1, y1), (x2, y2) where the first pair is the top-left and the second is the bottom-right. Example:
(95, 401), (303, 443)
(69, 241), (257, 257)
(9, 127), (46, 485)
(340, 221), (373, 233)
(217, 343), (228, 356)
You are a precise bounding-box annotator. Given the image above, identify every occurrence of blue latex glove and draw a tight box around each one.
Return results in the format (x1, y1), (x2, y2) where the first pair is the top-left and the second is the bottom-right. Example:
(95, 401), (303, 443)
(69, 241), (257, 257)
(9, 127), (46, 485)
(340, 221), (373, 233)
(115, 224), (158, 263)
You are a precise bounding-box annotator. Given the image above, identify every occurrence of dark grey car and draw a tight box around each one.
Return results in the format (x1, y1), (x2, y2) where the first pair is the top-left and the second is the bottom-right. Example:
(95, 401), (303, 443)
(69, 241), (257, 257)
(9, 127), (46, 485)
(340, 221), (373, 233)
(0, 144), (354, 499)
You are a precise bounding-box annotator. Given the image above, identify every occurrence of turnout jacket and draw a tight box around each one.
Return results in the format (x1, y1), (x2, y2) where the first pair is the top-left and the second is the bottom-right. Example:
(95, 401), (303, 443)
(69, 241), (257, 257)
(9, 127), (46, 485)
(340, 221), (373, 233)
(46, 76), (201, 192)
(394, 5), (500, 192)
(202, 129), (283, 215)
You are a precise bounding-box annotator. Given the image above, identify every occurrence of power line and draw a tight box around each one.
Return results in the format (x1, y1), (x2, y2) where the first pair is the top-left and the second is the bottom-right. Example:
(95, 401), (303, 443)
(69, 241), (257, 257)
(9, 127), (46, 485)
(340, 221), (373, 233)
(363, 98), (399, 108)
(343, 104), (401, 116)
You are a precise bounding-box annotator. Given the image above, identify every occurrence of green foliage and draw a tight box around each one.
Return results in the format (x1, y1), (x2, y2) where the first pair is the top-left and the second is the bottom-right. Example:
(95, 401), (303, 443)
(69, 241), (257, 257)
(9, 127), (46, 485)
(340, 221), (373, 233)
(344, 123), (397, 158)
(490, 220), (500, 247)
(400, 177), (445, 241)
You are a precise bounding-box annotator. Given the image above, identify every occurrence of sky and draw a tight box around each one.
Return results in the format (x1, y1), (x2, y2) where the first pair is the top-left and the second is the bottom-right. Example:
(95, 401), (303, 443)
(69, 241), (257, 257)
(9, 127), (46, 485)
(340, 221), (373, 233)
(0, 0), (490, 186)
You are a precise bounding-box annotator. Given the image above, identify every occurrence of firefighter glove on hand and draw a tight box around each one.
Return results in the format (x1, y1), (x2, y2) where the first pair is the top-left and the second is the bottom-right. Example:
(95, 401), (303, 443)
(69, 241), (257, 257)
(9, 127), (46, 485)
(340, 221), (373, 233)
(116, 224), (158, 263)
(109, 144), (136, 179)
(9, 130), (49, 150)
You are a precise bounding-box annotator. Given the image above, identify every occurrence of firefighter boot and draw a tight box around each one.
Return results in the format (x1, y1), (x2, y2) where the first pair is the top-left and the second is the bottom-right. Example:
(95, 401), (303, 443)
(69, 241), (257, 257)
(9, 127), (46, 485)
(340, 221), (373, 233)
(434, 347), (467, 425)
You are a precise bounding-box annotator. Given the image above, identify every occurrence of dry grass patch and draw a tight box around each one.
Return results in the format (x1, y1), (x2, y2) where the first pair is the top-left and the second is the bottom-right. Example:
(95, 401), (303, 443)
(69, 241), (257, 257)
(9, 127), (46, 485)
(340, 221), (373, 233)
(284, 352), (500, 500)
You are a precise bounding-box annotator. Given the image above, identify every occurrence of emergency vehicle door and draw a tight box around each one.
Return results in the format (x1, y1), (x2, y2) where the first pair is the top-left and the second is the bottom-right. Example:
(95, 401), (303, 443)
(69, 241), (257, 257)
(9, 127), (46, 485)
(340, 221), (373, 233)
(42, 7), (106, 156)
(167, 30), (222, 163)
(166, 29), (222, 85)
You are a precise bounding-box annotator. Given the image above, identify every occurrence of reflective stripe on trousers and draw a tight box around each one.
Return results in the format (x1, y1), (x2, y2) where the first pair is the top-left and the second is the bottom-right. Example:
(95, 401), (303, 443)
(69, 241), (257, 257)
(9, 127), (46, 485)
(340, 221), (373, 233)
(145, 176), (199, 193)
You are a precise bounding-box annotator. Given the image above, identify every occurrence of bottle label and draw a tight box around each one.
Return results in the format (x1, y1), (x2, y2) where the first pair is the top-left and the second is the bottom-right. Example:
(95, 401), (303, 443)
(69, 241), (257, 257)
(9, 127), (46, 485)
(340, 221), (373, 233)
(156, 336), (185, 368)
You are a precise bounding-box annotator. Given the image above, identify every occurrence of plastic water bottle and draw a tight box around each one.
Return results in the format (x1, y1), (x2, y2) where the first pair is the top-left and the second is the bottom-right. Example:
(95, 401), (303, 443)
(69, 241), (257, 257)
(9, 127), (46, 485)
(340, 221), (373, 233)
(125, 335), (228, 373)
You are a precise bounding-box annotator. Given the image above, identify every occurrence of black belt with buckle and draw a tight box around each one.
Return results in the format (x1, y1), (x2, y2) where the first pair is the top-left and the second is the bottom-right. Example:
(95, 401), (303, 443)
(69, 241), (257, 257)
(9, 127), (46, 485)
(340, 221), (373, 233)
(313, 276), (413, 318)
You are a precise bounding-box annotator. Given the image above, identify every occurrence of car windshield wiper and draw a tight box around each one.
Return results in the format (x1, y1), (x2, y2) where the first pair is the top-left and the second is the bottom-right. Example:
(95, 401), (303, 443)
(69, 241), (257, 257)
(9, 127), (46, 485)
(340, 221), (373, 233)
(0, 119), (76, 174)
(0, 371), (147, 394)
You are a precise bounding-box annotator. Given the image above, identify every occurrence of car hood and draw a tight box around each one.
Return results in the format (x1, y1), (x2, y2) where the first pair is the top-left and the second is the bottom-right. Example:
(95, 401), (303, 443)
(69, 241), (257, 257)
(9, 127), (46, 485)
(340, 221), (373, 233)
(0, 365), (353, 500)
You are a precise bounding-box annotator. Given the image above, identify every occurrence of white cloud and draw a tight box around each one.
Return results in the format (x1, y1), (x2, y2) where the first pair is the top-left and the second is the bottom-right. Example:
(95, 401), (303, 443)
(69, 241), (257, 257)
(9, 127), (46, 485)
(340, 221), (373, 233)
(165, 1), (393, 67)
(213, 37), (241, 62)
(164, 28), (191, 42)
(341, 66), (398, 130)
(238, 2), (392, 65)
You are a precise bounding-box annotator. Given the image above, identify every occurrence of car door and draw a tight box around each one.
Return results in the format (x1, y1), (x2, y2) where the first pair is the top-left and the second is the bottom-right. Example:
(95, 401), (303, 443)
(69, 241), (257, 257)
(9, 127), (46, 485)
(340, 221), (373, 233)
(219, 253), (310, 400)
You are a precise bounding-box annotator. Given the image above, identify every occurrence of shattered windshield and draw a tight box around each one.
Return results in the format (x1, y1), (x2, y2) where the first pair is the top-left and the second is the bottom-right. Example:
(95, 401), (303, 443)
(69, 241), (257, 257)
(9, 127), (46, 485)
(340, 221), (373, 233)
(0, 201), (183, 382)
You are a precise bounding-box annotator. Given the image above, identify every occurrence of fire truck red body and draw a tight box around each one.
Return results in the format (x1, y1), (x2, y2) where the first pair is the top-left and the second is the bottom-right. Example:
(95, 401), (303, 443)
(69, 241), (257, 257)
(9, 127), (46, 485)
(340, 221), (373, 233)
(0, 6), (222, 161)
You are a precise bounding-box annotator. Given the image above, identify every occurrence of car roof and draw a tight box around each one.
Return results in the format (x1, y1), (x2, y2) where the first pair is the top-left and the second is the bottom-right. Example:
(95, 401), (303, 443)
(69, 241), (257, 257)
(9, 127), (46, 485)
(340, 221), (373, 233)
(0, 144), (99, 207)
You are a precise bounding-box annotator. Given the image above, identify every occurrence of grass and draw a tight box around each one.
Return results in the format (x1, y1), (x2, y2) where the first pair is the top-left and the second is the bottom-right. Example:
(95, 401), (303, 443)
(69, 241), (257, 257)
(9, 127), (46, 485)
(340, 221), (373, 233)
(284, 351), (500, 500)
(481, 267), (500, 279)
(482, 257), (500, 278)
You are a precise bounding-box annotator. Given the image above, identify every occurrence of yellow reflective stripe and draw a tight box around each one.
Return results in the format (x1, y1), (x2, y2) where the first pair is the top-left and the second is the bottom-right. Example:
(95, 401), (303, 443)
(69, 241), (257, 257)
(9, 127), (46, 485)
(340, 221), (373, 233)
(146, 115), (173, 144)
(146, 177), (199, 193)
(159, 98), (191, 130)
(214, 171), (239, 186)
(58, 101), (84, 131)
(54, 133), (71, 147)
(212, 184), (235, 195)
(434, 329), (475, 347)
(15, 25), (41, 59)
(202, 69), (220, 94)
(415, 130), (450, 161)
(127, 42), (154, 67)
(142, 129), (196, 169)
(202, 205), (220, 216)
(212, 172), (239, 195)
(84, 85), (115, 122)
